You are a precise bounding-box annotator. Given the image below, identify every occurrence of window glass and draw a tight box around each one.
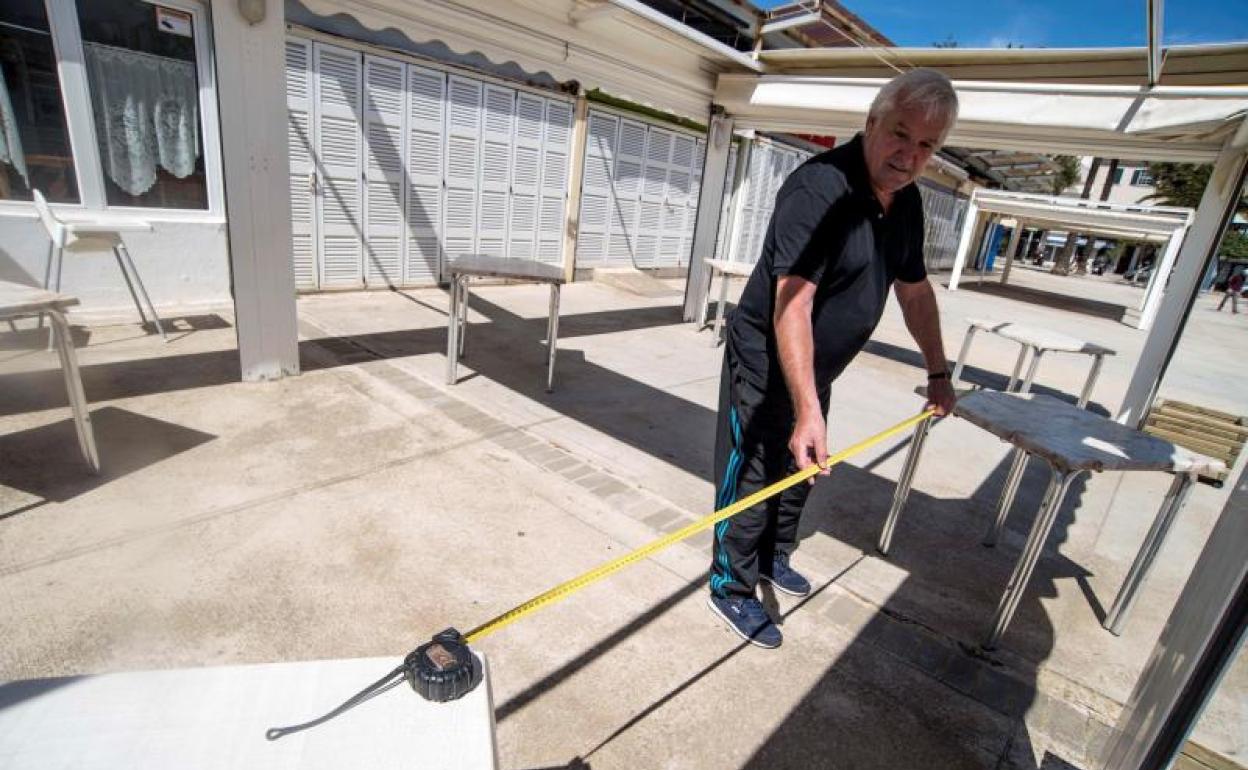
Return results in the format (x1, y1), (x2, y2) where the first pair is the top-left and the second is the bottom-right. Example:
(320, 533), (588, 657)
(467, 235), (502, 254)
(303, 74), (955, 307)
(76, 0), (207, 209)
(0, 0), (79, 202)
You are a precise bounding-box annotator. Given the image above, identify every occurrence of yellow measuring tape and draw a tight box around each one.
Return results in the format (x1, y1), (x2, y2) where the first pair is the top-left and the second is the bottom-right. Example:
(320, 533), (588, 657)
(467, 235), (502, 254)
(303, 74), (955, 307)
(463, 408), (936, 644)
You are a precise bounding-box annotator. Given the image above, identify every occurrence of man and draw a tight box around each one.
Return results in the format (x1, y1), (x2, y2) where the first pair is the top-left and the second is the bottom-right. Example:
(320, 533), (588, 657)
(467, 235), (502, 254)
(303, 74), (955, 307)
(1217, 268), (1243, 313)
(708, 69), (959, 648)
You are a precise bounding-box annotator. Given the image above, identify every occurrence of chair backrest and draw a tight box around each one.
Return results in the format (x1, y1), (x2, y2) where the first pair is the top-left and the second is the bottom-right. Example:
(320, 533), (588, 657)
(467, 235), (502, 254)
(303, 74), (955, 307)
(31, 190), (66, 247)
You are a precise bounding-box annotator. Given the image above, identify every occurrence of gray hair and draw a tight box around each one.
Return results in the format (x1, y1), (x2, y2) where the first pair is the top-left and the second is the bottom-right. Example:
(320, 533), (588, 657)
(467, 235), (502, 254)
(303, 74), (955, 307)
(868, 68), (959, 142)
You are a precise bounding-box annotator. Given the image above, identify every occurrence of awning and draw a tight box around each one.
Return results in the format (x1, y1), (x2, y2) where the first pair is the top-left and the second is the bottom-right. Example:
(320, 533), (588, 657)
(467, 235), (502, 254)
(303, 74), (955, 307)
(293, 0), (754, 121)
(716, 75), (1248, 162)
(972, 189), (1192, 242)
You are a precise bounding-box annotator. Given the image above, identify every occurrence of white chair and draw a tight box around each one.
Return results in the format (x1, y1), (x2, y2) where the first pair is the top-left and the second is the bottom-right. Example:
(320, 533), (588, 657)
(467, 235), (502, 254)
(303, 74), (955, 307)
(32, 190), (167, 341)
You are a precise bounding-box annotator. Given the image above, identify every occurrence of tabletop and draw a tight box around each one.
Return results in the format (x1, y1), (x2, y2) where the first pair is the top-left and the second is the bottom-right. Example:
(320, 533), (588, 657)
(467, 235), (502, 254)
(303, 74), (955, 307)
(449, 255), (565, 284)
(0, 280), (79, 317)
(966, 318), (1115, 356)
(0, 655), (497, 770)
(705, 258), (755, 277)
(953, 390), (1223, 475)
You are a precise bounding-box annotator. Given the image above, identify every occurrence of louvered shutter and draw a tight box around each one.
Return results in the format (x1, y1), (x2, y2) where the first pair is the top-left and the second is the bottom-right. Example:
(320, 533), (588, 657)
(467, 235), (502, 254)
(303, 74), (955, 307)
(659, 132), (693, 266)
(477, 83), (514, 258)
(537, 99), (572, 264)
(682, 139), (705, 265)
(444, 75), (482, 261)
(575, 110), (617, 265)
(285, 38), (317, 290)
(714, 143), (738, 261)
(734, 143), (761, 264)
(508, 92), (543, 260)
(405, 63), (445, 284)
(362, 55), (405, 287)
(610, 119), (646, 266)
(313, 43), (363, 287)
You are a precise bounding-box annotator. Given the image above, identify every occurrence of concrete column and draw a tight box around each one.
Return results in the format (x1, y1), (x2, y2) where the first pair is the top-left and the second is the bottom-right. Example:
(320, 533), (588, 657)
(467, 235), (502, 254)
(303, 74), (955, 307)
(211, 0), (298, 381)
(562, 92), (590, 283)
(947, 194), (980, 290)
(1001, 220), (1024, 284)
(682, 110), (735, 321)
(1118, 136), (1248, 426)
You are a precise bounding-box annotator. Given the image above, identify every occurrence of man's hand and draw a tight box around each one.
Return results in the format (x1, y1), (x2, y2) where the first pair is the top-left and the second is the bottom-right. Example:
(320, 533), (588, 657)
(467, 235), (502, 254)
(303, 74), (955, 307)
(926, 377), (957, 416)
(789, 411), (829, 484)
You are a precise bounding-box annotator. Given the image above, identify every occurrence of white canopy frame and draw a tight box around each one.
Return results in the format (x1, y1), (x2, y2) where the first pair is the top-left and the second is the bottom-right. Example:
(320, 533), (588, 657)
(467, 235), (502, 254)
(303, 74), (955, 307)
(947, 189), (1194, 332)
(684, 64), (1248, 427)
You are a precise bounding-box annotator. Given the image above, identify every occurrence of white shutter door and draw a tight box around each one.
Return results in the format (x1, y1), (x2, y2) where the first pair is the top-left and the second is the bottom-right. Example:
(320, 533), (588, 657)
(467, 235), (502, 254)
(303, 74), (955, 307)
(477, 83), (514, 258)
(405, 64), (445, 284)
(363, 55), (405, 287)
(508, 92), (543, 260)
(444, 75), (482, 261)
(610, 119), (646, 266)
(659, 132), (694, 267)
(285, 37), (317, 290)
(714, 143), (738, 260)
(537, 99), (572, 264)
(682, 139), (705, 265)
(575, 110), (617, 265)
(313, 43), (364, 288)
(734, 143), (761, 263)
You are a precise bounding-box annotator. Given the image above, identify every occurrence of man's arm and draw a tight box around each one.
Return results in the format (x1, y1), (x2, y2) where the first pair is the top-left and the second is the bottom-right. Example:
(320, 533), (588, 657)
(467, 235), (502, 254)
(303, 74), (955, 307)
(775, 275), (828, 479)
(894, 278), (956, 415)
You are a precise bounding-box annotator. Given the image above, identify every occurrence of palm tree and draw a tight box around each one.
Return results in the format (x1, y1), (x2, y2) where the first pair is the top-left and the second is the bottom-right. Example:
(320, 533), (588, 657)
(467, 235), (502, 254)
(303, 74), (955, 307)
(1049, 155), (1086, 275)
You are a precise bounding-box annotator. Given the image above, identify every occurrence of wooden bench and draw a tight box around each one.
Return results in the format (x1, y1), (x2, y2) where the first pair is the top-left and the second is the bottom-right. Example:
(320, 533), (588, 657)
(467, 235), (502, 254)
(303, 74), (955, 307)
(1143, 399), (1246, 487)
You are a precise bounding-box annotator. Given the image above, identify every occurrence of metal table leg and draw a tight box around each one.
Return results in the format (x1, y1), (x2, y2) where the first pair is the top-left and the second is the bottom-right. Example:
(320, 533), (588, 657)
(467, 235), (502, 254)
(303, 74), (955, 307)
(1077, 354), (1105, 409)
(48, 309), (99, 474)
(711, 270), (730, 348)
(951, 326), (978, 387)
(545, 283), (561, 393)
(1017, 347), (1045, 394)
(1103, 473), (1194, 635)
(458, 276), (468, 358)
(984, 465), (1083, 649)
(984, 448), (1032, 546)
(446, 274), (460, 385)
(877, 416), (934, 555)
(115, 242), (167, 342)
(1006, 344), (1030, 392)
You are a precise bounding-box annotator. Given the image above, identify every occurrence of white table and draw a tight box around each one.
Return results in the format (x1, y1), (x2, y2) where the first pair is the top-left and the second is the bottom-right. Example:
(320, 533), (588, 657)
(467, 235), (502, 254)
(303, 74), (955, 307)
(877, 390), (1224, 649)
(0, 655), (497, 770)
(951, 318), (1115, 408)
(0, 281), (98, 473)
(702, 258), (754, 346)
(446, 256), (566, 393)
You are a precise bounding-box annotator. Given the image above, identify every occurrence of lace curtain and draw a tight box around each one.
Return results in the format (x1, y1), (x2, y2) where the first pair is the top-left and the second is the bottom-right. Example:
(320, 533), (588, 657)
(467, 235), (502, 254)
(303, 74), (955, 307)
(0, 66), (28, 186)
(83, 41), (199, 197)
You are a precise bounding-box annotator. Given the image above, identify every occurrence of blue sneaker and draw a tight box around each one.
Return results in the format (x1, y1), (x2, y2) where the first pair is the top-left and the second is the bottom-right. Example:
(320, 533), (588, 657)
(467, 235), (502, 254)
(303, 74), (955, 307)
(707, 594), (782, 648)
(761, 553), (811, 597)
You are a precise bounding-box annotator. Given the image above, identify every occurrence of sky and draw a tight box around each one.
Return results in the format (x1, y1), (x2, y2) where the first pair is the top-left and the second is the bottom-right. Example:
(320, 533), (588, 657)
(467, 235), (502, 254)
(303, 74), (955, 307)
(751, 0), (1248, 48)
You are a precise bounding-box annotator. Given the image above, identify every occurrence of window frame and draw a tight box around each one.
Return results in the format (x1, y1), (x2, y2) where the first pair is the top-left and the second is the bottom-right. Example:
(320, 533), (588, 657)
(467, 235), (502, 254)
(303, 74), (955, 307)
(0, 0), (225, 222)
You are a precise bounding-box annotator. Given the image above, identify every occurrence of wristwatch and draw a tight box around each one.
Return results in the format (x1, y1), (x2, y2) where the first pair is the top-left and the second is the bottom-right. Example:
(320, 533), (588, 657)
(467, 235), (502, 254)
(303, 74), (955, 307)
(927, 370), (950, 380)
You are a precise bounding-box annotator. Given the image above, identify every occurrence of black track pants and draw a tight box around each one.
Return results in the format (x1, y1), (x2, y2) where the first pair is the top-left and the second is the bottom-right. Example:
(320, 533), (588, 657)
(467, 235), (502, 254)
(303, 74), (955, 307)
(709, 349), (829, 598)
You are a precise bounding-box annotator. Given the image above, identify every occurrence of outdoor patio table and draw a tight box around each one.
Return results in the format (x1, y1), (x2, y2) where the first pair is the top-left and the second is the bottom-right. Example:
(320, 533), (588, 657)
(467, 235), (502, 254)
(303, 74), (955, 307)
(0, 280), (98, 473)
(951, 318), (1116, 408)
(446, 255), (566, 393)
(701, 258), (754, 346)
(0, 655), (498, 769)
(875, 390), (1224, 650)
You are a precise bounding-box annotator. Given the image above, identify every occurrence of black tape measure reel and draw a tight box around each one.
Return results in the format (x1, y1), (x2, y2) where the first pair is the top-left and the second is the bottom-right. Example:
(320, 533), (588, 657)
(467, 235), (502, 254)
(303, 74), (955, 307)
(405, 628), (480, 703)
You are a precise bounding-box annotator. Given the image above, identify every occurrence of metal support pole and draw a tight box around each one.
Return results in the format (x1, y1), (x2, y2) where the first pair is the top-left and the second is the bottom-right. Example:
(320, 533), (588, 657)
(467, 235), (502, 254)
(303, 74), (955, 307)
(546, 283), (561, 393)
(1103, 473), (1195, 635)
(1018, 347), (1045, 394)
(446, 274), (459, 385)
(711, 269), (730, 347)
(49, 309), (99, 473)
(1006, 344), (1030, 392)
(458, 277), (468, 358)
(877, 417), (934, 555)
(984, 467), (1083, 649)
(984, 448), (1032, 546)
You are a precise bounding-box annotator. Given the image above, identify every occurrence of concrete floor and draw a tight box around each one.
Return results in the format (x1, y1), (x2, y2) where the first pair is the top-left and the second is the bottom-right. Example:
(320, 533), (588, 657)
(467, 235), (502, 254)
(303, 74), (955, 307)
(1, 265), (1244, 769)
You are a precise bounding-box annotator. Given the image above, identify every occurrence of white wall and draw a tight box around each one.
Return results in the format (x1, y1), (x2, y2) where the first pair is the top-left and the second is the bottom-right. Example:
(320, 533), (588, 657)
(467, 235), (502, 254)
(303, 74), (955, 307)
(0, 211), (232, 322)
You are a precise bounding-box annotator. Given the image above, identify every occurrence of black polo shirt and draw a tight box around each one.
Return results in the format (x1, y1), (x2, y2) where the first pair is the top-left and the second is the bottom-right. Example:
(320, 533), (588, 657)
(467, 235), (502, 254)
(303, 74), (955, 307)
(727, 134), (927, 393)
